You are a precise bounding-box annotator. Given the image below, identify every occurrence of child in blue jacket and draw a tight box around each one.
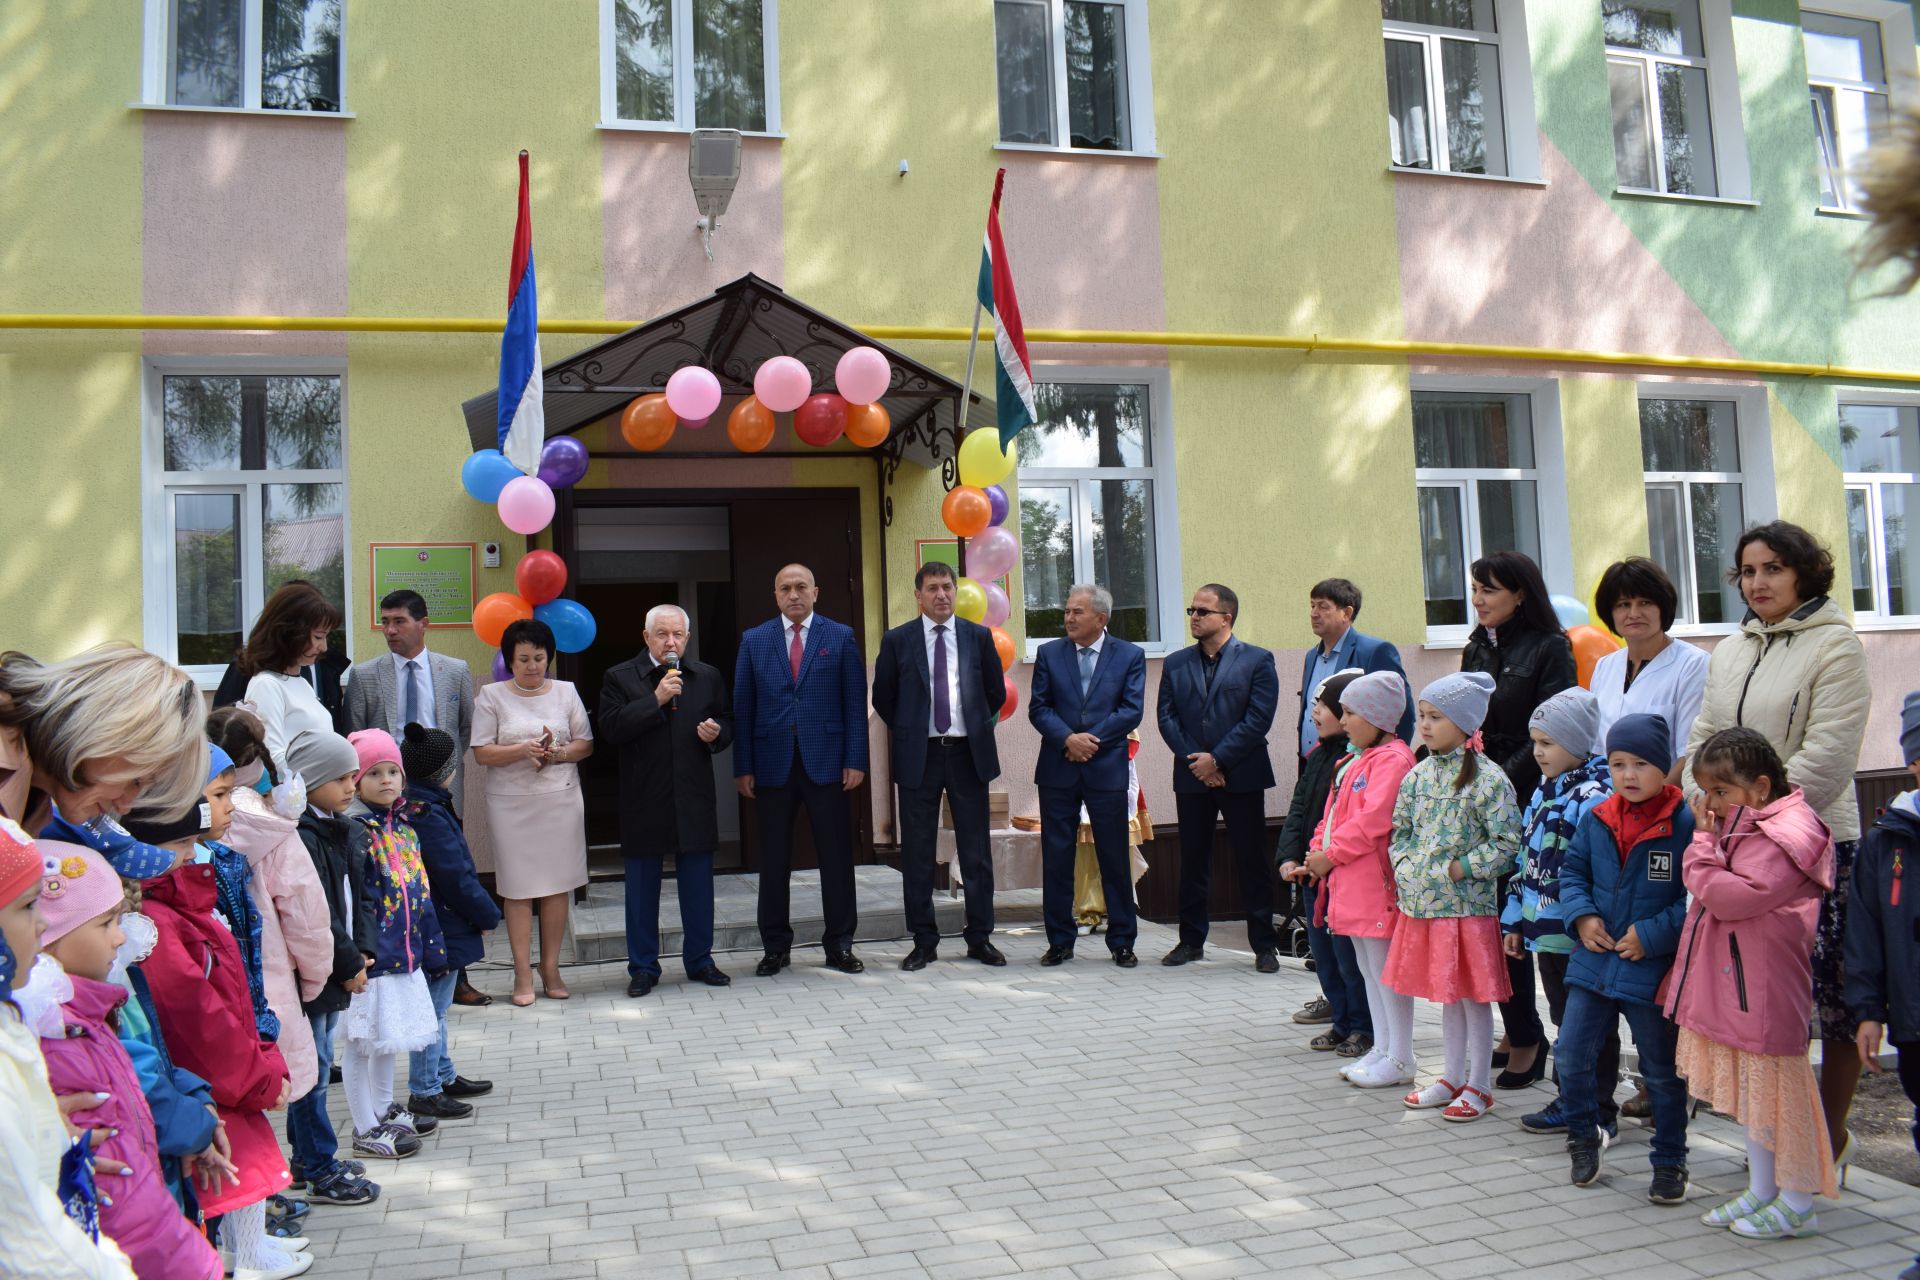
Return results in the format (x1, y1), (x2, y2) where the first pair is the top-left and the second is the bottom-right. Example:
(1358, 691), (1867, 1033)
(1557, 713), (1693, 1205)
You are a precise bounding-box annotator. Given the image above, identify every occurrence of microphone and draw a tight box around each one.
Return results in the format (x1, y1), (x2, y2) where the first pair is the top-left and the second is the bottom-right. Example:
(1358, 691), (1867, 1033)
(663, 650), (680, 710)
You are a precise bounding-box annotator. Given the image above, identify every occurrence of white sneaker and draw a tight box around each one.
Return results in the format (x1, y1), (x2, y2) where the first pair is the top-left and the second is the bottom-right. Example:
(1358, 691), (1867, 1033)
(1339, 1047), (1386, 1081)
(1350, 1054), (1417, 1088)
(235, 1251), (313, 1280)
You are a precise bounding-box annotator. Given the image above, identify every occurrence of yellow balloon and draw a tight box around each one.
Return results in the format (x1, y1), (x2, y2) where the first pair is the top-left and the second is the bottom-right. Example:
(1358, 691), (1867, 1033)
(954, 575), (989, 623)
(958, 430), (1014, 488)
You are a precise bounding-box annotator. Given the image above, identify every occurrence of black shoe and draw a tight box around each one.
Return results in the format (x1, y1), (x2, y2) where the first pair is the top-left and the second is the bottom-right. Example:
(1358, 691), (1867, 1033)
(1647, 1165), (1689, 1205)
(900, 946), (937, 972)
(408, 1092), (474, 1120)
(306, 1168), (380, 1205)
(1568, 1135), (1606, 1187)
(627, 974), (659, 998)
(329, 1063), (342, 1085)
(266, 1194), (310, 1222)
(823, 951), (865, 973)
(1160, 943), (1203, 966)
(1495, 1048), (1550, 1090)
(1113, 948), (1139, 968)
(443, 1076), (492, 1098)
(755, 952), (790, 977)
(967, 941), (1007, 966)
(1041, 945), (1074, 966)
(689, 966), (732, 987)
(1255, 951), (1280, 973)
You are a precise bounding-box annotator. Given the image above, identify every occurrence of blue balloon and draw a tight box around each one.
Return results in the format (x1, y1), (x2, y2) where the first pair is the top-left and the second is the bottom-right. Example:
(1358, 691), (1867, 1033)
(534, 598), (597, 654)
(461, 449), (521, 503)
(1549, 593), (1589, 629)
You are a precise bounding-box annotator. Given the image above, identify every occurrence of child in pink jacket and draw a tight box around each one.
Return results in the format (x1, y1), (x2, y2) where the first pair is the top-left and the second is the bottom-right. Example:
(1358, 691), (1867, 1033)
(1303, 671), (1418, 1089)
(1666, 727), (1839, 1240)
(36, 842), (223, 1280)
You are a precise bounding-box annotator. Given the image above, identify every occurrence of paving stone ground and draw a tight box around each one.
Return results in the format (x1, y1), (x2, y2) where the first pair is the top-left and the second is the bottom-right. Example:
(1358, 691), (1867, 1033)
(289, 908), (1920, 1280)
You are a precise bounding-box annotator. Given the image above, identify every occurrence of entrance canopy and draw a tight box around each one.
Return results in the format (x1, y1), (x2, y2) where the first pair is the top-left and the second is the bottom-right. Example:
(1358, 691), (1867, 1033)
(460, 273), (994, 472)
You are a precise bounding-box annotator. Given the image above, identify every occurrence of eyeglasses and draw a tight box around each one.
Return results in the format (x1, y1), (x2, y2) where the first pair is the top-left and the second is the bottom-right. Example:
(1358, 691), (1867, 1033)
(1185, 607), (1229, 618)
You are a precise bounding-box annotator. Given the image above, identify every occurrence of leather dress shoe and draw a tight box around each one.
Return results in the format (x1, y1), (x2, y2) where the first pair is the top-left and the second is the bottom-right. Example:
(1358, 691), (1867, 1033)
(407, 1092), (473, 1121)
(1160, 943), (1203, 966)
(755, 952), (790, 977)
(1040, 945), (1074, 966)
(626, 974), (658, 998)
(967, 941), (1008, 967)
(443, 1075), (492, 1098)
(1255, 951), (1280, 974)
(689, 967), (732, 987)
(824, 951), (865, 974)
(1113, 948), (1139, 968)
(900, 946), (937, 971)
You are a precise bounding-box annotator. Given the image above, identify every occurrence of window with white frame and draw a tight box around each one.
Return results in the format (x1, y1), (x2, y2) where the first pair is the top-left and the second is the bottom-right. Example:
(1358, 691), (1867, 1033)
(994, 0), (1156, 153)
(1804, 10), (1893, 211)
(144, 0), (343, 112)
(151, 371), (348, 674)
(1604, 0), (1733, 196)
(1841, 401), (1920, 618)
(1413, 391), (1543, 630)
(1017, 381), (1173, 646)
(1640, 397), (1747, 625)
(1382, 0), (1532, 178)
(602, 0), (778, 133)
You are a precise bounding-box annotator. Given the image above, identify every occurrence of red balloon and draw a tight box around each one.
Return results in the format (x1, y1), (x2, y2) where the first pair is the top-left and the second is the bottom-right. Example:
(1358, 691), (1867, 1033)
(514, 550), (568, 605)
(793, 393), (848, 447)
(998, 674), (1020, 723)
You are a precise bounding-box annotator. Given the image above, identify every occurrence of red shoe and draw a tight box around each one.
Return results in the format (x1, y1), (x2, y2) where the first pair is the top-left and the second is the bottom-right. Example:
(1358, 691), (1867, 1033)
(1404, 1079), (1461, 1109)
(1442, 1085), (1494, 1123)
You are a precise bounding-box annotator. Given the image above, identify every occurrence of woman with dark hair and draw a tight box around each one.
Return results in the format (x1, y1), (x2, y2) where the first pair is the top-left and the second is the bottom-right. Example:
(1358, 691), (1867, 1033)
(1460, 550), (1576, 1088)
(241, 582), (345, 776)
(471, 618), (593, 1007)
(1590, 556), (1711, 773)
(1682, 520), (1871, 1169)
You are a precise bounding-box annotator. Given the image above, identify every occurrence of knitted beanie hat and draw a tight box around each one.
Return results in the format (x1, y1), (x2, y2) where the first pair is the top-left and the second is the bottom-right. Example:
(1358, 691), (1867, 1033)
(1605, 713), (1673, 775)
(1528, 688), (1602, 759)
(0, 816), (45, 905)
(1341, 671), (1408, 736)
(36, 844), (125, 946)
(400, 723), (457, 785)
(1418, 671), (1497, 736)
(1314, 667), (1366, 714)
(287, 730), (361, 786)
(348, 729), (402, 778)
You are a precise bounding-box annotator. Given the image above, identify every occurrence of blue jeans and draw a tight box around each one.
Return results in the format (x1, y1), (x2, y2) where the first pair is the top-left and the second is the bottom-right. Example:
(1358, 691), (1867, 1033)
(1560, 985), (1687, 1167)
(625, 852), (715, 977)
(286, 1009), (341, 1179)
(1304, 882), (1372, 1039)
(407, 970), (459, 1097)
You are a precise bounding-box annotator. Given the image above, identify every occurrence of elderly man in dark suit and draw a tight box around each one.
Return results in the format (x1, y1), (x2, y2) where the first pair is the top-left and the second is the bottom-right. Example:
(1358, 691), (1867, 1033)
(600, 603), (735, 997)
(1029, 583), (1147, 967)
(872, 560), (1007, 971)
(1156, 582), (1281, 971)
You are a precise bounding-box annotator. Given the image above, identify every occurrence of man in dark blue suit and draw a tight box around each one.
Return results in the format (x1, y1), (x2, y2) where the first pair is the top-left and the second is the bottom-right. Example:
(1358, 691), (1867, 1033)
(734, 563), (869, 975)
(872, 561), (1007, 971)
(1155, 583), (1281, 971)
(1029, 583), (1147, 967)
(1298, 577), (1412, 768)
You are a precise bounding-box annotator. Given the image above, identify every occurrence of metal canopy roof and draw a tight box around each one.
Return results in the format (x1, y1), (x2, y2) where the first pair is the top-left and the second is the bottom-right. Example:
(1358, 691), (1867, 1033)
(460, 273), (993, 471)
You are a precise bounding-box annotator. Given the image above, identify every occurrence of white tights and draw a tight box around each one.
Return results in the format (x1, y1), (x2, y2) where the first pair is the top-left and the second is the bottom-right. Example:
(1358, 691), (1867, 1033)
(1350, 936), (1415, 1068)
(1746, 1135), (1816, 1212)
(1441, 999), (1494, 1093)
(226, 1198), (295, 1270)
(340, 1041), (395, 1135)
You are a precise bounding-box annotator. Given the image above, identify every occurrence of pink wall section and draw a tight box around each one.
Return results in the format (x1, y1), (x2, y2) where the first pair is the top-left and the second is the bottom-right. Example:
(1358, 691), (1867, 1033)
(140, 114), (348, 356)
(992, 152), (1168, 334)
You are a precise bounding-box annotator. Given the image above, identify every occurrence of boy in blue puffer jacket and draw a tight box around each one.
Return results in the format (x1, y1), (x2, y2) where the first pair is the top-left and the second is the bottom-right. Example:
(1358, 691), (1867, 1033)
(1557, 713), (1694, 1205)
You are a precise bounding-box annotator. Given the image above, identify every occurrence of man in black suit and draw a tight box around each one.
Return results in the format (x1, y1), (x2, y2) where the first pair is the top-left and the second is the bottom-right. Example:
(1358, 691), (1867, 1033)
(1155, 583), (1281, 971)
(872, 561), (1007, 970)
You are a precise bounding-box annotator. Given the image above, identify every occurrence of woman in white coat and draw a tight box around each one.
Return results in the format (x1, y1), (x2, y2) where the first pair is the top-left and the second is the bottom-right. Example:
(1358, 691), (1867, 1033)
(1589, 557), (1711, 776)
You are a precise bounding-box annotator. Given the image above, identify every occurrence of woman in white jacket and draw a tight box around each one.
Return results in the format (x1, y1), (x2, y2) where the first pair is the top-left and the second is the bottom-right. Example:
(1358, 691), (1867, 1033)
(1682, 520), (1871, 1169)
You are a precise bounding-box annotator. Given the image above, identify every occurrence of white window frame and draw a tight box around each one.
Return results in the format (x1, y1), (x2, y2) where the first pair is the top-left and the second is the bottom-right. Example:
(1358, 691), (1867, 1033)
(1838, 390), (1920, 626)
(1605, 0), (1752, 201)
(1635, 383), (1776, 636)
(140, 357), (354, 688)
(1802, 2), (1917, 213)
(1412, 376), (1573, 647)
(138, 0), (351, 116)
(1383, 0), (1541, 181)
(993, 0), (1159, 158)
(598, 0), (783, 136)
(1014, 366), (1181, 657)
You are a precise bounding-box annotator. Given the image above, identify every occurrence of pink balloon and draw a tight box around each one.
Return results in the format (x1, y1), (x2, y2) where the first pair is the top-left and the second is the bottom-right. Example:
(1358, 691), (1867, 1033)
(966, 525), (1019, 582)
(680, 414), (711, 430)
(834, 346), (891, 406)
(665, 366), (722, 421)
(497, 475), (556, 535)
(754, 356), (812, 414)
(982, 581), (1011, 628)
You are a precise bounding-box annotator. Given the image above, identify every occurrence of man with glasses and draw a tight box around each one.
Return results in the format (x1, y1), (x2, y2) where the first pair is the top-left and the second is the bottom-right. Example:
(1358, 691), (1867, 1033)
(1156, 584), (1281, 971)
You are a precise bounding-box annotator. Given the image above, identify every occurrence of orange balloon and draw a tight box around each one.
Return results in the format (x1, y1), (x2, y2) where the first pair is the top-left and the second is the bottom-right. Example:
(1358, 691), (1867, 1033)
(621, 394), (676, 451)
(989, 625), (1016, 674)
(942, 485), (992, 538)
(1568, 624), (1622, 690)
(844, 401), (891, 448)
(473, 592), (534, 647)
(727, 395), (776, 452)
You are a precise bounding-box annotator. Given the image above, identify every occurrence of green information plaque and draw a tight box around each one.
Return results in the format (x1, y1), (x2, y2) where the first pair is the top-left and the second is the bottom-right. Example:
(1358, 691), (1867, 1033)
(367, 543), (476, 627)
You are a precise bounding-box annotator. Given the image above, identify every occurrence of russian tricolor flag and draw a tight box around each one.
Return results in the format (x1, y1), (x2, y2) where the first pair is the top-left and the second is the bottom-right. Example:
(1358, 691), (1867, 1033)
(498, 150), (544, 477)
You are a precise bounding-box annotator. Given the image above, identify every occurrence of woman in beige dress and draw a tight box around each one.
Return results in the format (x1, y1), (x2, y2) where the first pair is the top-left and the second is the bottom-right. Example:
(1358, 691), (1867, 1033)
(471, 618), (593, 1007)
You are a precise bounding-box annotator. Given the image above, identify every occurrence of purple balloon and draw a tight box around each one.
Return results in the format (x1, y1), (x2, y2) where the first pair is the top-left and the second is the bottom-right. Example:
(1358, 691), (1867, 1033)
(491, 653), (510, 684)
(537, 435), (590, 489)
(984, 484), (1009, 527)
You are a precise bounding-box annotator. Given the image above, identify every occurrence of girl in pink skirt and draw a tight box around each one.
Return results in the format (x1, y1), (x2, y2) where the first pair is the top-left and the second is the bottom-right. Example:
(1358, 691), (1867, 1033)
(1386, 672), (1524, 1122)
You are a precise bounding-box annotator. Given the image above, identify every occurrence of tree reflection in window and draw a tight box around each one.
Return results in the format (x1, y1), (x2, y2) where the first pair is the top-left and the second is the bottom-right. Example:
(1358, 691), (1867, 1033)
(260, 0), (342, 112)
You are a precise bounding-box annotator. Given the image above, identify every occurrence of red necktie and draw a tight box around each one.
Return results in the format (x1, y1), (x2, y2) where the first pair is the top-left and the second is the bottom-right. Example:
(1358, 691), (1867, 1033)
(789, 623), (804, 682)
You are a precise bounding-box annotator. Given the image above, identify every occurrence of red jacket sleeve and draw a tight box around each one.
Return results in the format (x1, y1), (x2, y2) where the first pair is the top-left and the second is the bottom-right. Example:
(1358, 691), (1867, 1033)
(137, 916), (288, 1113)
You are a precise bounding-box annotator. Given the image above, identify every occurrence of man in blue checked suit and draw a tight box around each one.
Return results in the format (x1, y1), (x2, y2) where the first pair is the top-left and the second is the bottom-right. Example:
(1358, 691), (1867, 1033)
(1029, 583), (1147, 967)
(734, 563), (870, 976)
